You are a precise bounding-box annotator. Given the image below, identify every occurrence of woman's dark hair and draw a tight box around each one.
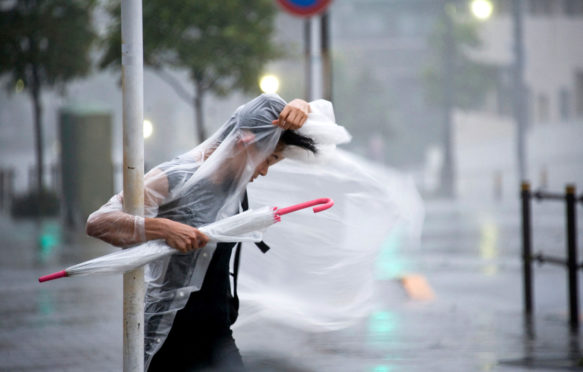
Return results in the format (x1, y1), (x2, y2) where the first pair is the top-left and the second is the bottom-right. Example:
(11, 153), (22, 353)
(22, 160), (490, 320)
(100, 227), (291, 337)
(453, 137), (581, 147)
(280, 130), (317, 154)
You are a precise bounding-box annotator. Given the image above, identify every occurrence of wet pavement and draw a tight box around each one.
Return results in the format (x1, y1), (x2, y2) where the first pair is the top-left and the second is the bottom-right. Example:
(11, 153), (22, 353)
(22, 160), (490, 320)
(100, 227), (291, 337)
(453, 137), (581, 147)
(1, 199), (582, 371)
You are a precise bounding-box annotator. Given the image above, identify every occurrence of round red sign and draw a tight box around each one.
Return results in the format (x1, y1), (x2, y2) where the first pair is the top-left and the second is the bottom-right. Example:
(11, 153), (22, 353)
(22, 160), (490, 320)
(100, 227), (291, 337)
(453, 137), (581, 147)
(276, 0), (332, 17)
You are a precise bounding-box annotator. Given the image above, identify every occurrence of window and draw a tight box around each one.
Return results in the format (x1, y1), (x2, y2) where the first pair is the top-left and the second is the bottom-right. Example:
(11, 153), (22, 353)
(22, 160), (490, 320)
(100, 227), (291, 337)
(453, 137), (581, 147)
(537, 93), (550, 123)
(559, 88), (571, 122)
(529, 0), (553, 15)
(494, 0), (512, 15)
(496, 67), (513, 116)
(563, 0), (583, 15)
(576, 72), (583, 117)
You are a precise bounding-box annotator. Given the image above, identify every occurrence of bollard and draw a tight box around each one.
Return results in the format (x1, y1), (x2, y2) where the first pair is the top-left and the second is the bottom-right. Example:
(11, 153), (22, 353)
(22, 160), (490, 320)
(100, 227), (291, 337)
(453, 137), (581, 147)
(565, 184), (579, 329)
(521, 181), (533, 316)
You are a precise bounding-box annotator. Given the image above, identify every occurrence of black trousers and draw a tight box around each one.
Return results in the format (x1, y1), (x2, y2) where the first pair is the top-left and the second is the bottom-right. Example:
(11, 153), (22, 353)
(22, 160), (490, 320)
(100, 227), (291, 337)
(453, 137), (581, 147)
(148, 243), (245, 372)
(148, 325), (245, 372)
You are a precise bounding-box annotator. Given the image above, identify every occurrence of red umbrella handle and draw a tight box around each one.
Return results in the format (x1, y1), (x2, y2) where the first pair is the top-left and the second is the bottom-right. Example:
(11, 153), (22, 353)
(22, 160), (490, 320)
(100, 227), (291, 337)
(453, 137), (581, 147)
(39, 270), (68, 283)
(275, 198), (334, 216)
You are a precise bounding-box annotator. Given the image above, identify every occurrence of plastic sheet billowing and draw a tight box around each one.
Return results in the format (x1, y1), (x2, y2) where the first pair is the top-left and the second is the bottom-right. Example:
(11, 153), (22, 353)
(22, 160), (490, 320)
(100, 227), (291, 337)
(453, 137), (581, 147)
(236, 150), (424, 332)
(83, 93), (354, 368)
(82, 92), (423, 366)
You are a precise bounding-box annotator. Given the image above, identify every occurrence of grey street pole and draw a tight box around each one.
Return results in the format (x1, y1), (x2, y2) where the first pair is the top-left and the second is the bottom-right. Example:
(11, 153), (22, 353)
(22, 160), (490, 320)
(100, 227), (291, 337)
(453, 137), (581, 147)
(321, 11), (332, 102)
(304, 19), (310, 100)
(121, 0), (145, 370)
(441, 0), (455, 197)
(309, 15), (323, 101)
(512, 0), (527, 182)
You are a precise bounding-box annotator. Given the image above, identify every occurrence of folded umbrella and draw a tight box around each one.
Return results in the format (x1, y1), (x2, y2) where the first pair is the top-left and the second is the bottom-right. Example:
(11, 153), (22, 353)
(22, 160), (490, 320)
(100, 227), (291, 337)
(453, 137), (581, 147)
(39, 198), (333, 283)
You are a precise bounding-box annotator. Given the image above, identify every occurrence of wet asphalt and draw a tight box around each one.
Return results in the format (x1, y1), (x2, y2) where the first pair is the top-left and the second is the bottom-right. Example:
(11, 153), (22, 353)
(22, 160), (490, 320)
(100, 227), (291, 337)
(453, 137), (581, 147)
(1, 198), (582, 371)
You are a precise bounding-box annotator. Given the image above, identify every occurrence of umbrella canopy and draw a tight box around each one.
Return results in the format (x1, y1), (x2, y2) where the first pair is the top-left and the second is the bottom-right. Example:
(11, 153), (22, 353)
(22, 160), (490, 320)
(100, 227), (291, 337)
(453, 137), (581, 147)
(39, 198), (333, 283)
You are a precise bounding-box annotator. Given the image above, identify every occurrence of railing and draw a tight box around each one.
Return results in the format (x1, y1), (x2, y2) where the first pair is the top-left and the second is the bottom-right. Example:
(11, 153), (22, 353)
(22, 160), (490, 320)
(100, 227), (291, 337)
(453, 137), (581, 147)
(521, 182), (583, 329)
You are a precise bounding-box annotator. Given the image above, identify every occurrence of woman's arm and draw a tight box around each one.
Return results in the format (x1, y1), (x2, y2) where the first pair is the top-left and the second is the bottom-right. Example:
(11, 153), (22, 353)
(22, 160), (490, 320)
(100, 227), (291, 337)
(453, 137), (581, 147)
(86, 167), (209, 252)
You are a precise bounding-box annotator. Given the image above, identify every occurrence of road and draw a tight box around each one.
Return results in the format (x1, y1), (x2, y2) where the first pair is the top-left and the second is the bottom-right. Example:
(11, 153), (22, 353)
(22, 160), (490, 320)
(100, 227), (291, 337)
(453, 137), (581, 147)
(0, 198), (582, 371)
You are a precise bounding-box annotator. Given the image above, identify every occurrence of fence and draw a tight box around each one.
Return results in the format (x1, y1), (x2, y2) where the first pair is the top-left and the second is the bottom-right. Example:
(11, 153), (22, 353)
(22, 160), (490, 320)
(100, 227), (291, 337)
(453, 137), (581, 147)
(521, 182), (583, 329)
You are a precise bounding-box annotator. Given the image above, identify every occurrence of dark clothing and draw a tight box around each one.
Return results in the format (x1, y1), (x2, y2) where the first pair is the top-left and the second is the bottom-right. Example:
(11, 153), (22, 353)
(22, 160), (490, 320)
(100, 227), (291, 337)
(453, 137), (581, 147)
(148, 242), (245, 372)
(147, 167), (244, 371)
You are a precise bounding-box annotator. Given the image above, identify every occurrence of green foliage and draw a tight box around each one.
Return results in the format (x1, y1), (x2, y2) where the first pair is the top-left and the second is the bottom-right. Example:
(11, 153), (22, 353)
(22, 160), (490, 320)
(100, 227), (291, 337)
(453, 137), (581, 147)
(101, 0), (280, 97)
(0, 0), (97, 94)
(422, 11), (496, 110)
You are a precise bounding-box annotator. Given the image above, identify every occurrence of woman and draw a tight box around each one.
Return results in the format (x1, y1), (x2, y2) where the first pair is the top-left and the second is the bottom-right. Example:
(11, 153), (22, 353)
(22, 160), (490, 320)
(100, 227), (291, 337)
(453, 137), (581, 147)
(86, 94), (316, 371)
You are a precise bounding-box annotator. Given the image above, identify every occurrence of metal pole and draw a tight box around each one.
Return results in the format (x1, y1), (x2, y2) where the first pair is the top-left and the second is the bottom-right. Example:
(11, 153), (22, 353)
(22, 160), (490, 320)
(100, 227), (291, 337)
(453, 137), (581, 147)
(441, 0), (455, 198)
(304, 18), (311, 100)
(521, 182), (533, 316)
(512, 0), (527, 182)
(565, 184), (579, 329)
(309, 15), (323, 101)
(321, 11), (332, 102)
(121, 0), (145, 370)
(0, 169), (4, 211)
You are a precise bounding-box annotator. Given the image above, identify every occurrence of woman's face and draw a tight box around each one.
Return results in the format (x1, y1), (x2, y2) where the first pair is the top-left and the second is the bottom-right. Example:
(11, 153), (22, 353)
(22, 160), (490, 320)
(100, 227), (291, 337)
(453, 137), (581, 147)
(250, 142), (285, 182)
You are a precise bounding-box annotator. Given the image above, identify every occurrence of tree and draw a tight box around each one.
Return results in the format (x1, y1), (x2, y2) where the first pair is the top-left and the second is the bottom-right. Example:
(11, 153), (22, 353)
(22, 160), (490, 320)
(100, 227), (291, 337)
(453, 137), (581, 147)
(422, 7), (496, 110)
(100, 0), (281, 142)
(422, 5), (496, 196)
(0, 0), (97, 195)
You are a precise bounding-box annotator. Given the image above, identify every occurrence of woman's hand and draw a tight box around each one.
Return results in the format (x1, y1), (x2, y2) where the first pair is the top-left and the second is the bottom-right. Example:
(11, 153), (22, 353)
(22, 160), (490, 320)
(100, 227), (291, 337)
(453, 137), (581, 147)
(272, 99), (311, 130)
(146, 217), (209, 253)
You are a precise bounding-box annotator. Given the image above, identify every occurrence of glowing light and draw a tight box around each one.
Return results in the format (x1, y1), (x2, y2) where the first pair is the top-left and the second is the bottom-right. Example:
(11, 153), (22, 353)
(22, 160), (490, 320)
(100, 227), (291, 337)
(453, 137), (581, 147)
(143, 119), (153, 139)
(470, 0), (493, 20)
(15, 79), (24, 93)
(259, 74), (280, 94)
(367, 310), (397, 345)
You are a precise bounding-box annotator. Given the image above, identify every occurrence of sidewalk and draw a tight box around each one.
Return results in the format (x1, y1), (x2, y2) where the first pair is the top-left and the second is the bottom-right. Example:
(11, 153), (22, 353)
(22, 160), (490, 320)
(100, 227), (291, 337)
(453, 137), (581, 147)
(0, 199), (582, 371)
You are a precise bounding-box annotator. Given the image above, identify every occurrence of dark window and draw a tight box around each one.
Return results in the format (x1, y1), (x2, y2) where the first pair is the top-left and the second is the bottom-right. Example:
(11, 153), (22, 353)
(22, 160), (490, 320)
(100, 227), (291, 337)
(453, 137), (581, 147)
(559, 88), (571, 122)
(496, 67), (513, 116)
(563, 0), (583, 15)
(537, 93), (550, 123)
(576, 71), (583, 117)
(494, 0), (512, 15)
(529, 0), (553, 15)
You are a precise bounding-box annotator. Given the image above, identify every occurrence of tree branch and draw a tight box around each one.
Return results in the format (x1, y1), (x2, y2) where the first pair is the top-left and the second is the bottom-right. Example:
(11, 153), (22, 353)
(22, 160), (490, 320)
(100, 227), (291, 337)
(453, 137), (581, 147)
(151, 68), (194, 106)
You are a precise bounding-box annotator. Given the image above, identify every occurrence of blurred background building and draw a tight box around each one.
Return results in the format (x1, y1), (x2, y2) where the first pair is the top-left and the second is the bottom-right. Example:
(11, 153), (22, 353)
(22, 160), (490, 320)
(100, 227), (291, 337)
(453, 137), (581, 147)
(454, 0), (583, 200)
(2, 1), (583, 370)
(0, 0), (582, 217)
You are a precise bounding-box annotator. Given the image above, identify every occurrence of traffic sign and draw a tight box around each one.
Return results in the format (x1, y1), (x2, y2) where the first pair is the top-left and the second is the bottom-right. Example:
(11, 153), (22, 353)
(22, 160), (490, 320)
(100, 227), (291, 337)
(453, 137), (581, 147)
(276, 0), (332, 17)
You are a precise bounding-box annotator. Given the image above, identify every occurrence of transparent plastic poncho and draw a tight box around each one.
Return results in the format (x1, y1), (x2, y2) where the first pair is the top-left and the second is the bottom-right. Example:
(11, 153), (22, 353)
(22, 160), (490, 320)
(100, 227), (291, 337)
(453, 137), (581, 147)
(86, 93), (423, 368)
(86, 94), (288, 367)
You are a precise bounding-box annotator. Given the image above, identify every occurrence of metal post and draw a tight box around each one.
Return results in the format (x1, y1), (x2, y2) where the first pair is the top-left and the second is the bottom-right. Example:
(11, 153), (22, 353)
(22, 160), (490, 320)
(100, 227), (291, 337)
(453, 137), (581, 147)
(0, 169), (4, 210)
(6, 169), (14, 210)
(304, 19), (310, 100)
(321, 11), (332, 102)
(121, 0), (145, 370)
(440, 0), (455, 198)
(309, 15), (323, 101)
(521, 182), (533, 316)
(565, 184), (579, 329)
(512, 0), (527, 182)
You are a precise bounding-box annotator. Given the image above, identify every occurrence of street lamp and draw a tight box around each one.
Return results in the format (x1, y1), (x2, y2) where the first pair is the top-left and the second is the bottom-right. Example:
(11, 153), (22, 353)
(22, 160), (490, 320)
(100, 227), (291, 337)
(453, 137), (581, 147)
(143, 119), (153, 139)
(259, 74), (280, 94)
(470, 0), (493, 20)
